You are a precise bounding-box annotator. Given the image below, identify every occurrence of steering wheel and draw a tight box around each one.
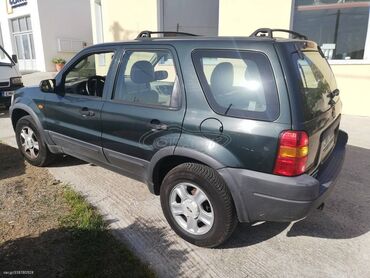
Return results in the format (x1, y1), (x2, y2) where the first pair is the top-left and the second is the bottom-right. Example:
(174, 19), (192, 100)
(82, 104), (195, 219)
(86, 75), (105, 97)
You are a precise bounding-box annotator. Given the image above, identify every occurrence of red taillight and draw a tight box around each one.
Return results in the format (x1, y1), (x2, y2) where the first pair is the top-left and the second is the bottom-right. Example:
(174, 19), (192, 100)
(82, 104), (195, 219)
(273, 130), (309, 176)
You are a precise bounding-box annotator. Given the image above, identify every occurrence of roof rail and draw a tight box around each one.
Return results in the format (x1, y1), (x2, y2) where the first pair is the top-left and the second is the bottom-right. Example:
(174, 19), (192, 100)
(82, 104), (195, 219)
(250, 28), (308, 40)
(136, 30), (198, 39)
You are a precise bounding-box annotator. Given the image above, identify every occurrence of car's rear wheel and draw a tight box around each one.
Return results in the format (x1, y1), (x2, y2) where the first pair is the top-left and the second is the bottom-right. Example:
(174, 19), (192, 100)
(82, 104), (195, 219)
(160, 163), (237, 247)
(15, 115), (55, 166)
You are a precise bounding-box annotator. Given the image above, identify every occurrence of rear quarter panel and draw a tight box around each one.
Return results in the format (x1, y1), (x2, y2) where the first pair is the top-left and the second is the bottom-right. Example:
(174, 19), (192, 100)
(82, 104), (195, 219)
(174, 40), (291, 173)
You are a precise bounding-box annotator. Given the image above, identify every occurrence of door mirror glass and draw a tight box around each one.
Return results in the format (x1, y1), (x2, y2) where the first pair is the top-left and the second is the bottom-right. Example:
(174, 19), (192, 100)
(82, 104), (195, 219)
(11, 54), (18, 64)
(40, 79), (55, 93)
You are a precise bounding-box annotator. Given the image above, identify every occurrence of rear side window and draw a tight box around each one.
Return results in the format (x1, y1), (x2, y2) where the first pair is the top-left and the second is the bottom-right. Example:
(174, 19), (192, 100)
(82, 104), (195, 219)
(192, 50), (279, 121)
(296, 51), (338, 120)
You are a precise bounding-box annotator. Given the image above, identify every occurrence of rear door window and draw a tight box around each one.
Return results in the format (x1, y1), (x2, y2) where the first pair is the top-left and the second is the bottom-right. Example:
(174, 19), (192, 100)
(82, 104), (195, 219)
(296, 51), (338, 120)
(192, 49), (279, 121)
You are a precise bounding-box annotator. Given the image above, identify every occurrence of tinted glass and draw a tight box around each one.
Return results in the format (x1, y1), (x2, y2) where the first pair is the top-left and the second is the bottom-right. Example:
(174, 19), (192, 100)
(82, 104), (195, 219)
(14, 35), (23, 59)
(192, 50), (279, 121)
(21, 34), (30, 59)
(64, 52), (114, 97)
(296, 51), (338, 120)
(26, 16), (32, 30)
(293, 0), (370, 60)
(19, 17), (27, 32)
(113, 50), (180, 108)
(11, 19), (19, 33)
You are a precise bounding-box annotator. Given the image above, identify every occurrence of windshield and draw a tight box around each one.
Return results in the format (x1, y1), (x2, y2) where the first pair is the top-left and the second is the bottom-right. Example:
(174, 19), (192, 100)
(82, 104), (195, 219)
(0, 46), (13, 66)
(296, 51), (338, 120)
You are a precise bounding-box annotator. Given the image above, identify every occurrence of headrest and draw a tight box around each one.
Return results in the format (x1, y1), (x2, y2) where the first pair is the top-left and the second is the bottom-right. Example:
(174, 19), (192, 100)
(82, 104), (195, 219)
(130, 61), (155, 84)
(244, 61), (260, 81)
(210, 62), (234, 91)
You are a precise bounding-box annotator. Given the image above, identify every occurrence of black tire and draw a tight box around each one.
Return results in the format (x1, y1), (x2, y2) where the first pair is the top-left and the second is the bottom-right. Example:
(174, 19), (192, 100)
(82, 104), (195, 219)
(15, 115), (55, 166)
(160, 163), (237, 248)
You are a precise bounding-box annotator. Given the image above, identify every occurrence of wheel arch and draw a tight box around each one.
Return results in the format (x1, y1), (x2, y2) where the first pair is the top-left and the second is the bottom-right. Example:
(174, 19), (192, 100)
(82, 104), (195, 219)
(11, 104), (52, 145)
(148, 147), (225, 196)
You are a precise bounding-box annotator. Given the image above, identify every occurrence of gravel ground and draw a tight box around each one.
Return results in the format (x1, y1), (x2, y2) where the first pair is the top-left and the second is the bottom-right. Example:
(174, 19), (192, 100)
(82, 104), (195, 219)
(1, 73), (369, 277)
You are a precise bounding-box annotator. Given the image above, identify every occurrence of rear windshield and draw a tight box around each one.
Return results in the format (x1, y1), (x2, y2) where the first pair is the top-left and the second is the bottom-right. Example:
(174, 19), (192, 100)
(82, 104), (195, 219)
(296, 51), (338, 120)
(192, 50), (279, 121)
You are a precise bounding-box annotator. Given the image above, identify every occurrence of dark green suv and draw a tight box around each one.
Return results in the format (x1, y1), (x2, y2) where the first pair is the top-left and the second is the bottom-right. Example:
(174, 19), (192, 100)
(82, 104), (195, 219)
(10, 29), (347, 247)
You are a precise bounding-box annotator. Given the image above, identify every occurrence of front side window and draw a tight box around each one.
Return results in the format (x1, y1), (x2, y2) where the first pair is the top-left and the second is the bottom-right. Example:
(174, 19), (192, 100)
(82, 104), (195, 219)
(293, 0), (370, 61)
(64, 51), (114, 97)
(192, 50), (279, 121)
(113, 50), (181, 108)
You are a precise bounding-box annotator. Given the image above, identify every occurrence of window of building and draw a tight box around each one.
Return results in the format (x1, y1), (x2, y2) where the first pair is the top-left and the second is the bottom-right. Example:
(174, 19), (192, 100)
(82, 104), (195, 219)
(113, 50), (181, 108)
(11, 16), (36, 71)
(192, 50), (279, 121)
(292, 0), (370, 62)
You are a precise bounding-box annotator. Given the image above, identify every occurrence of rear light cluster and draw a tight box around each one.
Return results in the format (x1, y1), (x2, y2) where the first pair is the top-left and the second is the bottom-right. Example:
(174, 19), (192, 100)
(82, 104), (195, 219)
(273, 130), (309, 177)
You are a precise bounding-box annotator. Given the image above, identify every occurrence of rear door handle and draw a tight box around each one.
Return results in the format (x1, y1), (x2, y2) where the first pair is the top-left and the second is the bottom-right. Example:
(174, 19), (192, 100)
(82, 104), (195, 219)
(81, 107), (95, 117)
(150, 119), (168, 131)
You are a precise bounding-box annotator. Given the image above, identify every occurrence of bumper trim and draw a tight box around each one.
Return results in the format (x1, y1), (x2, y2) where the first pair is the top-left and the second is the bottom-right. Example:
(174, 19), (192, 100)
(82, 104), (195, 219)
(219, 130), (348, 223)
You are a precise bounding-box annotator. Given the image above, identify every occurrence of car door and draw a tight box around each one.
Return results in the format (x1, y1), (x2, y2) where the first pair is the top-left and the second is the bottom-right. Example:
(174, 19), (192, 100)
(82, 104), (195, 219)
(44, 48), (118, 162)
(101, 46), (186, 181)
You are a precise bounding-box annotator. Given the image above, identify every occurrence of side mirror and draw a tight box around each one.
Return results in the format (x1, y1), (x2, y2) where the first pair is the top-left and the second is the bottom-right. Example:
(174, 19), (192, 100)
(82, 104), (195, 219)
(11, 54), (18, 64)
(39, 79), (56, 93)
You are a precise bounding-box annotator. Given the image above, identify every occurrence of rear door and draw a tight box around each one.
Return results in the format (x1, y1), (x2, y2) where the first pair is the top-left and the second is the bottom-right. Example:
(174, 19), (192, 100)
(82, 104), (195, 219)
(289, 45), (342, 174)
(100, 46), (186, 181)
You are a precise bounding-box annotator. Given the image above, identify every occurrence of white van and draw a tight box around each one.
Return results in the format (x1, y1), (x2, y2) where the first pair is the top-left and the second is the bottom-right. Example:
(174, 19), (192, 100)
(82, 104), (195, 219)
(0, 45), (23, 109)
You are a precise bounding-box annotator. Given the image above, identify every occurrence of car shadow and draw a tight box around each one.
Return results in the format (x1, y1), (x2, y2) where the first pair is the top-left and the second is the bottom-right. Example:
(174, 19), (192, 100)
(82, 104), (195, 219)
(287, 144), (370, 239)
(48, 155), (88, 168)
(0, 219), (189, 278)
(0, 108), (9, 118)
(220, 144), (370, 248)
(0, 143), (25, 179)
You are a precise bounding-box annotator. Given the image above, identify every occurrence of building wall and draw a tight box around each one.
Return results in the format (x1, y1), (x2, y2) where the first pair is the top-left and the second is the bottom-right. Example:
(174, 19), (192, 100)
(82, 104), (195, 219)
(331, 65), (370, 117)
(219, 0), (370, 116)
(0, 0), (45, 71)
(0, 0), (93, 72)
(90, 0), (159, 43)
(219, 0), (292, 37)
(90, 0), (219, 43)
(37, 0), (93, 71)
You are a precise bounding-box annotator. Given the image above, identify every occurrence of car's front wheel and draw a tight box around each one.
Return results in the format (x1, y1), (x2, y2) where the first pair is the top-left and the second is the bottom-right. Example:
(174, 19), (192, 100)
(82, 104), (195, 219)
(160, 163), (237, 247)
(15, 115), (55, 166)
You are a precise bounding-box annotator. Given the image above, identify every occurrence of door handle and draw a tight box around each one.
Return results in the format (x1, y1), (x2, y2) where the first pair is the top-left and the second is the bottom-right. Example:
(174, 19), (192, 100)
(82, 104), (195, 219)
(150, 119), (168, 131)
(80, 107), (95, 117)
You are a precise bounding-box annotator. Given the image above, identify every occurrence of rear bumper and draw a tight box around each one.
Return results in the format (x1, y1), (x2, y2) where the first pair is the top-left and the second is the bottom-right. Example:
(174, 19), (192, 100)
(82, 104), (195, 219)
(218, 130), (348, 223)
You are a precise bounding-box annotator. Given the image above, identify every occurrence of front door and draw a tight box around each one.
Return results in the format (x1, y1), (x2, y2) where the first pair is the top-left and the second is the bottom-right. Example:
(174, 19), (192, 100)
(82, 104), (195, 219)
(101, 47), (186, 181)
(44, 49), (116, 163)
